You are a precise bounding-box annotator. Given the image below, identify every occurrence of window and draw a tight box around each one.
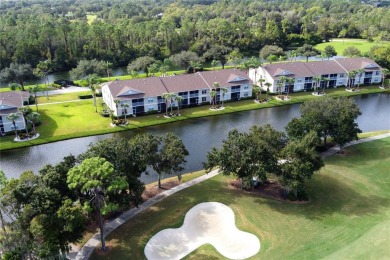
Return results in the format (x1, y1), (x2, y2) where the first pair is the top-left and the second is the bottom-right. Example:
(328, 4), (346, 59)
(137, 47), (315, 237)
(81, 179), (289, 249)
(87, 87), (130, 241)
(297, 79), (302, 83)
(339, 74), (344, 78)
(243, 92), (249, 97)
(148, 106), (154, 111)
(243, 85), (249, 90)
(202, 97), (207, 102)
(338, 81), (343, 85)
(376, 71), (380, 75)
(202, 90), (207, 94)
(148, 98), (154, 103)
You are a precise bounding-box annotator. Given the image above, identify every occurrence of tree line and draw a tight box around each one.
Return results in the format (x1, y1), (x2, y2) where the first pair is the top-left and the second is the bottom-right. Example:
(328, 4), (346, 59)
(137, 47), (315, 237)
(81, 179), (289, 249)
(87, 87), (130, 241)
(1, 0), (390, 72)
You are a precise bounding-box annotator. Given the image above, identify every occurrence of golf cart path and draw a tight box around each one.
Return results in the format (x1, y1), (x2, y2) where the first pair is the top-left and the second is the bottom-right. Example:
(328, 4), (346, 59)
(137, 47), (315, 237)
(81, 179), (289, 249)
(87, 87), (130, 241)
(69, 132), (390, 260)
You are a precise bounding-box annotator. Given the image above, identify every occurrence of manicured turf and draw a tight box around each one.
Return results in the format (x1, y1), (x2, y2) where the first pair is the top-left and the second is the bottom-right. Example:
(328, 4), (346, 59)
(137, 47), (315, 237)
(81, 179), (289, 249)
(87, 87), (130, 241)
(315, 38), (390, 55)
(90, 137), (390, 259)
(0, 85), (388, 151)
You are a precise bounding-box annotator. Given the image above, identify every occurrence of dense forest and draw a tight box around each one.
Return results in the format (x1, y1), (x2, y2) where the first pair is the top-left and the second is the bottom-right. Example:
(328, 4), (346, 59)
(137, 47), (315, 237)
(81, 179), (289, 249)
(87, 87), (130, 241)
(0, 0), (389, 72)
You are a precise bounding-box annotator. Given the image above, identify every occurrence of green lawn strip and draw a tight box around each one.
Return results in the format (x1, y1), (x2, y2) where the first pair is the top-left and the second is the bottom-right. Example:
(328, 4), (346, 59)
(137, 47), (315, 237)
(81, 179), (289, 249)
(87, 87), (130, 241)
(315, 39), (390, 55)
(90, 137), (390, 259)
(0, 86), (388, 151)
(36, 91), (92, 104)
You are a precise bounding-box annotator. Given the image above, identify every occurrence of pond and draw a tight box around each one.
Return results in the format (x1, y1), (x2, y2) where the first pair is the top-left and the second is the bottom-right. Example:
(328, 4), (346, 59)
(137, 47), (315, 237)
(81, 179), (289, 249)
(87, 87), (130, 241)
(0, 93), (389, 183)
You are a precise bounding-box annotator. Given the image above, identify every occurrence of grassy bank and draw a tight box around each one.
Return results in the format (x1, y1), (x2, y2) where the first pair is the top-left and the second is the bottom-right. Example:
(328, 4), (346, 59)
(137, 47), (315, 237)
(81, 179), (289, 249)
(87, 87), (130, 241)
(90, 136), (390, 259)
(315, 38), (390, 55)
(0, 85), (388, 151)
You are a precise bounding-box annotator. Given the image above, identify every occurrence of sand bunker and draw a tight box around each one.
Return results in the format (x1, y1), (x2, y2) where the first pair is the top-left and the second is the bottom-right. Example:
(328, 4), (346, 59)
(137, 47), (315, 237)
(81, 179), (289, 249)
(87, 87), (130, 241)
(144, 202), (260, 260)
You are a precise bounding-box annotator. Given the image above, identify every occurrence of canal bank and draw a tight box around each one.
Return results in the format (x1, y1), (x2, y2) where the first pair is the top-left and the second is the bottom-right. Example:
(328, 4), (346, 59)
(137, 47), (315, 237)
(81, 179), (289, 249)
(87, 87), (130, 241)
(0, 86), (388, 152)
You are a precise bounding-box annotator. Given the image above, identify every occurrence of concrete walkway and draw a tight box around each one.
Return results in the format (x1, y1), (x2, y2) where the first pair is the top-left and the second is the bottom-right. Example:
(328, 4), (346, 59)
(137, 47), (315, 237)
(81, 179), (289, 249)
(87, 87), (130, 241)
(321, 132), (390, 158)
(69, 169), (220, 260)
(68, 133), (390, 260)
(36, 86), (90, 96)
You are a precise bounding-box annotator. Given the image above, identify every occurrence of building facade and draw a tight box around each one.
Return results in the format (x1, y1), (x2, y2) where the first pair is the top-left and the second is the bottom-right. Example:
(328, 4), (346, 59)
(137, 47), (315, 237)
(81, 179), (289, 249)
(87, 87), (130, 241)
(248, 57), (382, 93)
(102, 69), (252, 116)
(0, 91), (29, 135)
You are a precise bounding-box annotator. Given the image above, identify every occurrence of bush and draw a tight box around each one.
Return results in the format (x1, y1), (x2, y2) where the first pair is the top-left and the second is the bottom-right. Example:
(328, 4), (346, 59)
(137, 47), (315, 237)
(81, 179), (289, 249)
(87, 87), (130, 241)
(28, 96), (35, 104)
(78, 94), (93, 99)
(51, 83), (62, 89)
(146, 110), (158, 115)
(100, 110), (110, 117)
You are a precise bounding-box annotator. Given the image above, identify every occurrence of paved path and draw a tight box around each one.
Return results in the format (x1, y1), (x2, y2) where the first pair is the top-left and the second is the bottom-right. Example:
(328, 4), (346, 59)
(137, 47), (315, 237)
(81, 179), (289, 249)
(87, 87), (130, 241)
(38, 99), (86, 106)
(69, 169), (220, 260)
(68, 133), (390, 260)
(321, 132), (390, 158)
(36, 86), (90, 97)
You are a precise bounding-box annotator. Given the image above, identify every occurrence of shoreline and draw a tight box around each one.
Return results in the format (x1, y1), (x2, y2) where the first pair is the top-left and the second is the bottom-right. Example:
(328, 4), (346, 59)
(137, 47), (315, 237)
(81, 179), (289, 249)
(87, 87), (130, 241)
(0, 87), (389, 151)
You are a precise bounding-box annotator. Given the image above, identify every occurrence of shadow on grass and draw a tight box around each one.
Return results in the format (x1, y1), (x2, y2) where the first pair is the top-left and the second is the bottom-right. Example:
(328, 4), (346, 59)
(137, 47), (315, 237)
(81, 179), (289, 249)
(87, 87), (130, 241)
(257, 174), (390, 220)
(37, 110), (58, 138)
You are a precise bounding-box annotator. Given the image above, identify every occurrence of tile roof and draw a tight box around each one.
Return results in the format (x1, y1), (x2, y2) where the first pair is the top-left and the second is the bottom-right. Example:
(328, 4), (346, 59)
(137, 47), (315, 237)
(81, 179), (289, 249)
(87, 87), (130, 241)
(105, 77), (169, 100)
(334, 57), (381, 72)
(263, 62), (313, 79)
(0, 91), (29, 111)
(262, 58), (381, 79)
(106, 69), (250, 99)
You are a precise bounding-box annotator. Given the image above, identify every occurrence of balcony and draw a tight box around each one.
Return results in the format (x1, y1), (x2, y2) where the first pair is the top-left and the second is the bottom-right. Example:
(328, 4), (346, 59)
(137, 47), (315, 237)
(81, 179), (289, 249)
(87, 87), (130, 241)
(132, 102), (144, 107)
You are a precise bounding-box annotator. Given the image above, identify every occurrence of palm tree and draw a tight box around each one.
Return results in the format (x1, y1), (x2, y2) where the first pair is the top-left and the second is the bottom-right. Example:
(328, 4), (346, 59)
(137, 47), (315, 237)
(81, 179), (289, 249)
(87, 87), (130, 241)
(29, 85), (40, 112)
(253, 85), (261, 101)
(211, 60), (218, 70)
(87, 74), (99, 112)
(162, 93), (171, 116)
(380, 68), (390, 89)
(26, 112), (40, 134)
(265, 82), (272, 100)
(347, 70), (357, 90)
(6, 113), (20, 138)
(312, 75), (322, 94)
(289, 50), (297, 62)
(258, 78), (265, 99)
(162, 93), (176, 116)
(170, 93), (177, 114)
(277, 76), (287, 96)
(212, 82), (220, 107)
(322, 77), (330, 93)
(175, 95), (183, 115)
(285, 77), (295, 97)
(121, 103), (129, 121)
(220, 87), (228, 108)
(106, 61), (113, 80)
(209, 90), (217, 109)
(356, 68), (365, 91)
(190, 60), (202, 73)
(114, 99), (120, 117)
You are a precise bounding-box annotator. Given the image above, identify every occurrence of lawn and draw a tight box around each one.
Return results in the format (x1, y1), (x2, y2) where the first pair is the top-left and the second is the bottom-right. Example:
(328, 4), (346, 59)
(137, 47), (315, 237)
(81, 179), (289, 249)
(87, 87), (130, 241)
(90, 136), (390, 259)
(315, 38), (390, 55)
(0, 85), (388, 151)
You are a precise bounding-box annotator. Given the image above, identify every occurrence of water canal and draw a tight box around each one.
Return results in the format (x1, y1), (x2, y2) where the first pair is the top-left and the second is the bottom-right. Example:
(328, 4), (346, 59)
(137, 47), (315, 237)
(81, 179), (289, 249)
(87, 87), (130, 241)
(0, 93), (389, 183)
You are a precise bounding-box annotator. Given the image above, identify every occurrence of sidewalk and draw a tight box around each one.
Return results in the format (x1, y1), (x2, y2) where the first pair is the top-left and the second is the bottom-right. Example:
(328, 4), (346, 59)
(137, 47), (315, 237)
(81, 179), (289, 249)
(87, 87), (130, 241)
(68, 169), (220, 260)
(36, 86), (90, 97)
(68, 133), (390, 260)
(321, 132), (390, 158)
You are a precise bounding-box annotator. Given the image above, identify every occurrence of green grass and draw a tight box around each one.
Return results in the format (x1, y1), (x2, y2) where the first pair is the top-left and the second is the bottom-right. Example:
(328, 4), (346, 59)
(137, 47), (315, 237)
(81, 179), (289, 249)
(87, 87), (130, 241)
(0, 85), (388, 151)
(315, 38), (390, 55)
(86, 14), (97, 25)
(90, 137), (390, 259)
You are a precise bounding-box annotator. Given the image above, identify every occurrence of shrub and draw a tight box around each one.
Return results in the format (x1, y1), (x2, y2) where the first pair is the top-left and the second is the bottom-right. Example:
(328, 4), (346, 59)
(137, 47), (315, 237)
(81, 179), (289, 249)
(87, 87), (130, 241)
(146, 110), (158, 115)
(78, 94), (93, 99)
